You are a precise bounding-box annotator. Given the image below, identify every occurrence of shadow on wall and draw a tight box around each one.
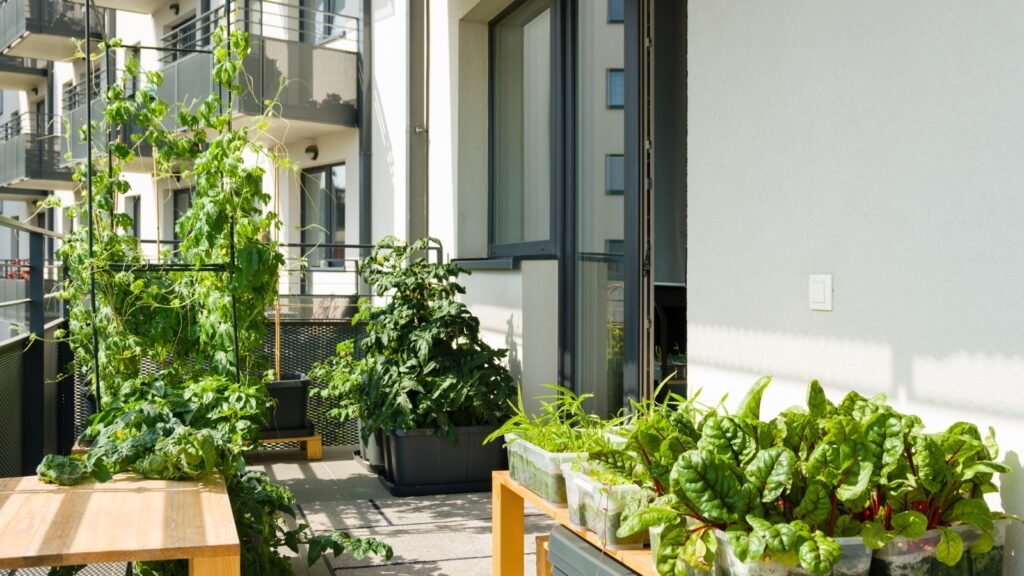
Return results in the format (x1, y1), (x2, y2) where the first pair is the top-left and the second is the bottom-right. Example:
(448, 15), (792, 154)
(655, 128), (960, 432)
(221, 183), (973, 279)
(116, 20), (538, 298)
(505, 314), (522, 383)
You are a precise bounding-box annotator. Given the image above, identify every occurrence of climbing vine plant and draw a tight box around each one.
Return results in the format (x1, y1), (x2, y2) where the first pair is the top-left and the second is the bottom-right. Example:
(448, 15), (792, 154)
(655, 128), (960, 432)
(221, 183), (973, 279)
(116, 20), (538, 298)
(38, 26), (391, 575)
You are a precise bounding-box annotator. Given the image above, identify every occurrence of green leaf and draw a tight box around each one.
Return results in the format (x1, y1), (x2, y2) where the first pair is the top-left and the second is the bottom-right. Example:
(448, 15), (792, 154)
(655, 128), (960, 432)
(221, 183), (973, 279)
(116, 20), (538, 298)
(798, 532), (841, 576)
(671, 451), (746, 523)
(935, 527), (964, 566)
(794, 481), (832, 527)
(861, 520), (891, 549)
(891, 511), (928, 539)
(744, 447), (797, 503)
(807, 380), (831, 419)
(735, 376), (772, 422)
(943, 498), (993, 531)
(835, 461), (873, 505)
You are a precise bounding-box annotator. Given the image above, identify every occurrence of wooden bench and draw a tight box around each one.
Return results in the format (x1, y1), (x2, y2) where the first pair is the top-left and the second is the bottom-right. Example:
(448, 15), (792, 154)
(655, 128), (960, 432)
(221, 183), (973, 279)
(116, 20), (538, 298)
(257, 431), (323, 461)
(0, 473), (240, 575)
(492, 470), (656, 576)
(73, 431), (323, 461)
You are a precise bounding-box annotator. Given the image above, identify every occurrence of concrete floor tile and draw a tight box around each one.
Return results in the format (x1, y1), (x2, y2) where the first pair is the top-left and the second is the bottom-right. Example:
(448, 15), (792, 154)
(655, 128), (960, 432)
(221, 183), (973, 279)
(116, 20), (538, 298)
(301, 499), (391, 531)
(365, 493), (493, 526)
(330, 554), (544, 576)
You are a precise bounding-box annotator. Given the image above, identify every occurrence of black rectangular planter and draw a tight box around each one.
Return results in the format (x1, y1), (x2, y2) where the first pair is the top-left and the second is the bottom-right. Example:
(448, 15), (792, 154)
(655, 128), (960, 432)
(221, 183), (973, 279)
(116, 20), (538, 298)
(379, 425), (507, 496)
(260, 373), (314, 439)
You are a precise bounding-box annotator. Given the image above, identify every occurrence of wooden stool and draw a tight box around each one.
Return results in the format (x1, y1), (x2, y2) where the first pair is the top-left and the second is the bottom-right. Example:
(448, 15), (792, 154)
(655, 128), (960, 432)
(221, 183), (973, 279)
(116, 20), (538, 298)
(257, 432), (322, 461)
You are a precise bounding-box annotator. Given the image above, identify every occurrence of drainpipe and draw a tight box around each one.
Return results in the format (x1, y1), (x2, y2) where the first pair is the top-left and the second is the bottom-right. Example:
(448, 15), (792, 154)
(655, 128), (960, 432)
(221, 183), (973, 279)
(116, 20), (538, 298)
(408, 0), (428, 245)
(358, 0), (372, 293)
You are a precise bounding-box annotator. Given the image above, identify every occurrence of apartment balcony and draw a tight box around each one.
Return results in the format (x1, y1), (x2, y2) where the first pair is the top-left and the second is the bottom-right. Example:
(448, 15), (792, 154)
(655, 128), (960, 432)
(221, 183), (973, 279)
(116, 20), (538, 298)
(0, 0), (101, 61)
(67, 0), (164, 14)
(157, 0), (358, 140)
(0, 54), (43, 89)
(0, 112), (74, 189)
(61, 68), (152, 168)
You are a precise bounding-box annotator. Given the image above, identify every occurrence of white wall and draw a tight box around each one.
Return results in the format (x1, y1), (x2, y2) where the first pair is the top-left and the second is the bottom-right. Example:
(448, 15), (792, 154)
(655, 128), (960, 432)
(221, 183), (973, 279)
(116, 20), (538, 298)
(370, 0), (409, 242)
(688, 0), (1024, 568)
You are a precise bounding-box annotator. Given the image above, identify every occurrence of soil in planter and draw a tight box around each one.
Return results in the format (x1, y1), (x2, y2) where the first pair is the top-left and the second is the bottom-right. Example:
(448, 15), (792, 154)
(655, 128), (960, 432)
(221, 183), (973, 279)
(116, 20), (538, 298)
(971, 545), (1004, 576)
(869, 555), (933, 576)
(509, 451), (568, 503)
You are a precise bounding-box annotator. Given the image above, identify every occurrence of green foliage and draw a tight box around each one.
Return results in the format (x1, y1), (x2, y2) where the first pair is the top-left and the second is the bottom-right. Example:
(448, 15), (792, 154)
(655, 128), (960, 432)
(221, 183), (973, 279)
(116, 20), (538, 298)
(312, 236), (516, 442)
(483, 384), (609, 453)
(41, 26), (391, 575)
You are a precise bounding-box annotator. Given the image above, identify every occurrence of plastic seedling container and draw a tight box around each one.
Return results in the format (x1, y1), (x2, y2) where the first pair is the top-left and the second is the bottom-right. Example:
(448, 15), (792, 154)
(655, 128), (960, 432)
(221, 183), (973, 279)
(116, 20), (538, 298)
(562, 462), (590, 529)
(787, 536), (870, 576)
(650, 525), (663, 561)
(714, 530), (788, 576)
(869, 529), (941, 576)
(971, 518), (1008, 576)
(505, 434), (585, 504)
(561, 463), (646, 550)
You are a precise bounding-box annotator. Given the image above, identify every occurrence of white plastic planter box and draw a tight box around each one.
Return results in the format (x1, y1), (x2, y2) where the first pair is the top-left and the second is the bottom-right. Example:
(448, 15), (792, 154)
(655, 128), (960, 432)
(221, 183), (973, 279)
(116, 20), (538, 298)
(714, 530), (788, 576)
(870, 529), (941, 576)
(560, 463), (645, 550)
(788, 536), (871, 576)
(505, 434), (585, 504)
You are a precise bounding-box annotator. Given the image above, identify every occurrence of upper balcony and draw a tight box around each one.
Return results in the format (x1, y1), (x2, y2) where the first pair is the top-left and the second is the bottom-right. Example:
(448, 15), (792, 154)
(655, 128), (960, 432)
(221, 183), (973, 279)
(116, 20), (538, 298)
(157, 0), (358, 140)
(67, 0), (164, 14)
(0, 0), (102, 61)
(61, 67), (152, 168)
(0, 112), (74, 189)
(0, 53), (43, 89)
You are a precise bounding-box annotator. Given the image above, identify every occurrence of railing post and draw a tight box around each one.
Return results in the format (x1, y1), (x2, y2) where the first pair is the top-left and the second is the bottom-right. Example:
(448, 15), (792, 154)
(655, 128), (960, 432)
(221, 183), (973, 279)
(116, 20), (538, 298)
(21, 230), (44, 474)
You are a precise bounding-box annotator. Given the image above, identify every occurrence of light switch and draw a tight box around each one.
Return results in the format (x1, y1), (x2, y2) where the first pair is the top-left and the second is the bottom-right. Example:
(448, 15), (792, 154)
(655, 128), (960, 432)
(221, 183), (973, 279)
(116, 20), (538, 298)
(809, 274), (832, 311)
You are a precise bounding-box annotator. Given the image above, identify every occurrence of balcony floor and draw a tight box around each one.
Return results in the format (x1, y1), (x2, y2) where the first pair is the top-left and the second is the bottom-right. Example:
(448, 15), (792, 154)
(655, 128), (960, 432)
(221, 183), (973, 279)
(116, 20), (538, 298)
(246, 446), (555, 576)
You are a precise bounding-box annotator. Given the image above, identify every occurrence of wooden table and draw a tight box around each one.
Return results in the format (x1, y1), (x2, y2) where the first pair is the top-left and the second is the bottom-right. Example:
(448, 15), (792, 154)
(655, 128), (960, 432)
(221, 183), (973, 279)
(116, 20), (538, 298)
(492, 470), (657, 576)
(0, 474), (241, 575)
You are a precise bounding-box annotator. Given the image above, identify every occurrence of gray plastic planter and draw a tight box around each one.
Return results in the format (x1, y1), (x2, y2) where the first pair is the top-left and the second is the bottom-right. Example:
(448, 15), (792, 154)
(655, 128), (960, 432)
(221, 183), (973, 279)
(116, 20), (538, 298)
(380, 425), (507, 496)
(261, 373), (313, 439)
(356, 420), (386, 471)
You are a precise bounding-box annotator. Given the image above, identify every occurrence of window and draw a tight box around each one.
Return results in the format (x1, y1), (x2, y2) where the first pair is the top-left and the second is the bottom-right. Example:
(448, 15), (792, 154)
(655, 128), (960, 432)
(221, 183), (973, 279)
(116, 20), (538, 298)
(45, 208), (54, 261)
(607, 69), (624, 108)
(172, 188), (192, 243)
(301, 164), (346, 268)
(607, 0), (624, 23)
(124, 196), (140, 238)
(605, 155), (624, 195)
(490, 0), (553, 255)
(302, 0), (340, 44)
(167, 16), (197, 63)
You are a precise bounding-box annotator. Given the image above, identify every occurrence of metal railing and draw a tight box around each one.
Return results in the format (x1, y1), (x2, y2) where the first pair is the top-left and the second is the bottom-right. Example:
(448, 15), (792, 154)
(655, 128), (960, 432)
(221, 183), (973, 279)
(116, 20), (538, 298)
(159, 0), (358, 64)
(0, 111), (58, 141)
(0, 214), (66, 477)
(0, 0), (105, 52)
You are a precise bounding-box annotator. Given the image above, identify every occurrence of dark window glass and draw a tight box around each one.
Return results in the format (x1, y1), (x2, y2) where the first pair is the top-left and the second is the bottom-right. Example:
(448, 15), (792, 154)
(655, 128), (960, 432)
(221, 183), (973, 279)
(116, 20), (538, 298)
(607, 69), (624, 108)
(301, 164), (346, 267)
(172, 188), (192, 243)
(491, 0), (552, 249)
(606, 154), (624, 195)
(608, 0), (624, 23)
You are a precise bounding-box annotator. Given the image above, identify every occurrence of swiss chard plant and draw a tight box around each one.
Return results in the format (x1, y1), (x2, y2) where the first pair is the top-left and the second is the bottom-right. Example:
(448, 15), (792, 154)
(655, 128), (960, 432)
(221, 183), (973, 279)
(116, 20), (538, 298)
(38, 26), (391, 575)
(314, 236), (516, 443)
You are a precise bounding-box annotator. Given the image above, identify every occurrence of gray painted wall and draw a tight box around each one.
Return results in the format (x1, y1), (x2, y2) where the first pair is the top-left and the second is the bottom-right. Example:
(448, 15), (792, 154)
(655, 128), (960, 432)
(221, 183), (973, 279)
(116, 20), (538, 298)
(688, 1), (1024, 568)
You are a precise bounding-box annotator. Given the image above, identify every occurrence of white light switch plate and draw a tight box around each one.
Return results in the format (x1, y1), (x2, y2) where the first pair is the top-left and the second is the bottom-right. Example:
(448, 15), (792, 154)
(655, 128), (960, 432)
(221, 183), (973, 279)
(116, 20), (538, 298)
(809, 274), (832, 311)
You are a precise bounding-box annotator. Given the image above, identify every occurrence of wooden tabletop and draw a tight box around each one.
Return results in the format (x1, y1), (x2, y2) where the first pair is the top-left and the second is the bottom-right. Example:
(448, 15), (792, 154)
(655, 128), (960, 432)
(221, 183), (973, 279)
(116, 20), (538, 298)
(0, 473), (240, 569)
(493, 471), (657, 576)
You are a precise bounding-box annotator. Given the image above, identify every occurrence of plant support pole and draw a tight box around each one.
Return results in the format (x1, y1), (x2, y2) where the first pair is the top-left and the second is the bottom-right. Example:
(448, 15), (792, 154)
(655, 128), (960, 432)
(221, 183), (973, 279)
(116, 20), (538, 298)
(273, 147), (281, 381)
(85, 0), (102, 411)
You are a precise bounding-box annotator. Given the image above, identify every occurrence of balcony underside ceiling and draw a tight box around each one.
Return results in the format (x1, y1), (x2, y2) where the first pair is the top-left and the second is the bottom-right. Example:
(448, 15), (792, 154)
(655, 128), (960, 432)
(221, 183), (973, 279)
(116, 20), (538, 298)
(3, 33), (80, 62)
(0, 60), (45, 90)
(0, 187), (47, 201)
(247, 115), (358, 145)
(4, 177), (74, 191)
(68, 0), (166, 14)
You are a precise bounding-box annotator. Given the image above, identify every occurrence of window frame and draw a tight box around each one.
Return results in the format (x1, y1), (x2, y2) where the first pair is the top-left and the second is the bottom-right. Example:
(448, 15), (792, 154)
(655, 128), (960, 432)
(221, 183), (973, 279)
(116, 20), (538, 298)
(607, 0), (624, 23)
(605, 154), (625, 195)
(606, 68), (625, 109)
(299, 162), (347, 266)
(487, 0), (560, 260)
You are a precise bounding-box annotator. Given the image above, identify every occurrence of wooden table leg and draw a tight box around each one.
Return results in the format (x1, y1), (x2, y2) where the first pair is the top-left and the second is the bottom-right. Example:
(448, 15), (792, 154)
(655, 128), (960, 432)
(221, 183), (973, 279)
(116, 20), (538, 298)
(189, 555), (240, 576)
(493, 473), (525, 576)
(536, 534), (551, 576)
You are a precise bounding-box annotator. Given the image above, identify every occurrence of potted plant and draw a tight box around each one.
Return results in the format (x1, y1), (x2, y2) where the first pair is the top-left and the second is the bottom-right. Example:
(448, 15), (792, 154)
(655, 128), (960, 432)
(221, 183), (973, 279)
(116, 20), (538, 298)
(39, 29), (391, 574)
(485, 384), (610, 504)
(314, 236), (517, 495)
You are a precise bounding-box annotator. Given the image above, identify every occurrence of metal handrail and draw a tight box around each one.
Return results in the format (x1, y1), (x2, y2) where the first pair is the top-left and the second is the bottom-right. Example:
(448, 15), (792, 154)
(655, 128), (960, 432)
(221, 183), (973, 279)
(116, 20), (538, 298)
(0, 215), (62, 239)
(159, 0), (359, 63)
(0, 112), (60, 141)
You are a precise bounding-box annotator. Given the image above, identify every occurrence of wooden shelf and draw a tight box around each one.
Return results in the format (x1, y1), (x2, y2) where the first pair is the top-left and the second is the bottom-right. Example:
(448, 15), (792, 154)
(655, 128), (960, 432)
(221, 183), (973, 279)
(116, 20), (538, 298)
(492, 470), (657, 576)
